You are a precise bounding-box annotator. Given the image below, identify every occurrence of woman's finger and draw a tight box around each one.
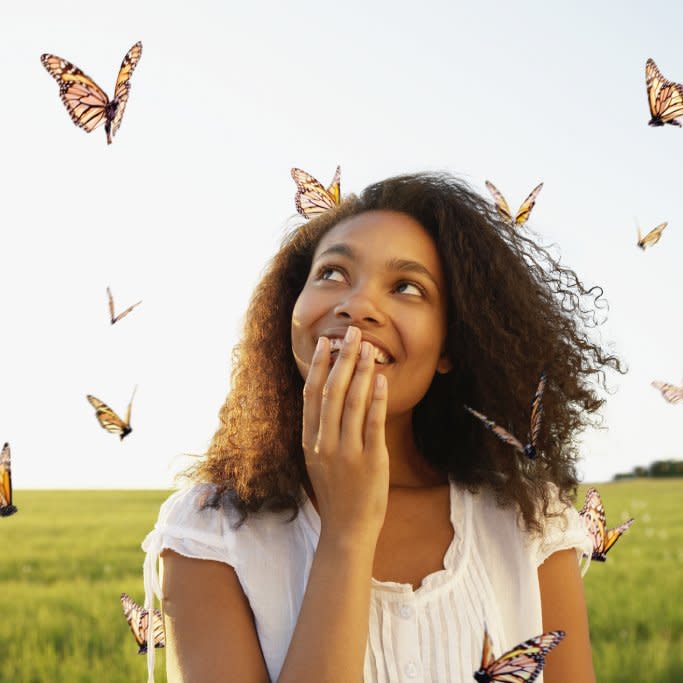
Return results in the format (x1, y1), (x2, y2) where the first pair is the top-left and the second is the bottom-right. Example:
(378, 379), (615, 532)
(317, 327), (362, 456)
(302, 336), (329, 457)
(364, 373), (388, 465)
(340, 340), (378, 450)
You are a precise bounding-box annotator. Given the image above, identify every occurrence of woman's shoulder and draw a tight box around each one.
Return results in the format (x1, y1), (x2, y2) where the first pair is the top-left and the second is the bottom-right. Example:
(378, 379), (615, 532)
(154, 482), (238, 534)
(465, 480), (592, 570)
(145, 481), (311, 559)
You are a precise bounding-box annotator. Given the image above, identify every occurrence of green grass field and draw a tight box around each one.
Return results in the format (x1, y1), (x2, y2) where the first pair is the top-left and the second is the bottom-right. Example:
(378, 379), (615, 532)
(1, 480), (681, 682)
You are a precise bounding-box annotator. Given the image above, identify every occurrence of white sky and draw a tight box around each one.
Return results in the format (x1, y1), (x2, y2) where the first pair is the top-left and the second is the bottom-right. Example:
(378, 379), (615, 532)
(1, 0), (681, 489)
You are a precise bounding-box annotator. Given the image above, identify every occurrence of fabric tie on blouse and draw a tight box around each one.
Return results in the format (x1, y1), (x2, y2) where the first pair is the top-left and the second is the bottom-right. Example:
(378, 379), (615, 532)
(142, 527), (164, 683)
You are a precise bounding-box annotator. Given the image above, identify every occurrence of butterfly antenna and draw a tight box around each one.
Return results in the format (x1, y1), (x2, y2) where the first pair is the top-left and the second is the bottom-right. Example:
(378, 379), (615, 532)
(126, 385), (138, 424)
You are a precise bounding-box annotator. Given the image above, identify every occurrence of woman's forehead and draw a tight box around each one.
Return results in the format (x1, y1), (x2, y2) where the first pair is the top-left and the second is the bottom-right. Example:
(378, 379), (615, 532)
(315, 210), (439, 262)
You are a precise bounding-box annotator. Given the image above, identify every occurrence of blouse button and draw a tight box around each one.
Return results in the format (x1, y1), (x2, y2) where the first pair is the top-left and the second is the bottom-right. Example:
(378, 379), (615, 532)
(404, 660), (418, 678)
(399, 604), (414, 619)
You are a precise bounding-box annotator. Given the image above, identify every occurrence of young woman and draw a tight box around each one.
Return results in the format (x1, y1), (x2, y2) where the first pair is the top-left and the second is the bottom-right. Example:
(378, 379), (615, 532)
(142, 172), (623, 682)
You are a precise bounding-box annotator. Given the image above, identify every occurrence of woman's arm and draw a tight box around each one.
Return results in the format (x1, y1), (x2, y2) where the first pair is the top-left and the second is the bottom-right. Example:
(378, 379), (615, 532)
(160, 531), (377, 683)
(538, 548), (596, 683)
(160, 549), (270, 683)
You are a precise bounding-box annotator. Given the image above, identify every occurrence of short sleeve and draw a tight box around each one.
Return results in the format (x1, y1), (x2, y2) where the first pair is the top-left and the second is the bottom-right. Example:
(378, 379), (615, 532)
(140, 483), (239, 683)
(534, 483), (592, 577)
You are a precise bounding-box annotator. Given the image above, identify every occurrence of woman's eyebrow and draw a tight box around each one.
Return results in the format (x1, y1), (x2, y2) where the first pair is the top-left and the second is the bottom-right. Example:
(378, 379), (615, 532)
(315, 243), (440, 292)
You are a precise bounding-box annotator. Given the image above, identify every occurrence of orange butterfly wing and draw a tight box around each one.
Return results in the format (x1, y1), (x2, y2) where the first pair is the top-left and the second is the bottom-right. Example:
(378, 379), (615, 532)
(602, 518), (635, 556)
(645, 58), (683, 126)
(464, 405), (525, 454)
(651, 379), (683, 404)
(637, 222), (667, 249)
(121, 592), (165, 653)
(0, 442), (14, 512)
(107, 286), (142, 324)
(514, 182), (544, 226)
(41, 54), (109, 133)
(110, 42), (143, 139)
(528, 372), (546, 449)
(485, 180), (513, 222)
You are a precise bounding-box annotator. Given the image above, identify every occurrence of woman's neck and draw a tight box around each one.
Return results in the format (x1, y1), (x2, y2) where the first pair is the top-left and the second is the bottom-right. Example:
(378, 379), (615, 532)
(386, 414), (448, 487)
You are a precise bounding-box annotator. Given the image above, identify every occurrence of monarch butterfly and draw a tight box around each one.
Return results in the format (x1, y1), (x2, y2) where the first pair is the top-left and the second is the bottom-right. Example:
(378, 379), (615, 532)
(645, 58), (683, 127)
(291, 166), (341, 218)
(636, 221), (668, 250)
(473, 627), (566, 682)
(0, 442), (17, 517)
(578, 488), (635, 562)
(107, 286), (142, 325)
(465, 373), (546, 460)
(651, 378), (683, 404)
(41, 41), (142, 144)
(485, 180), (544, 227)
(86, 386), (137, 440)
(120, 592), (165, 654)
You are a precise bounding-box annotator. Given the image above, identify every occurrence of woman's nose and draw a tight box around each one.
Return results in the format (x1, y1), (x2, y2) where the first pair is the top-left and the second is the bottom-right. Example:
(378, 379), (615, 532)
(334, 290), (384, 323)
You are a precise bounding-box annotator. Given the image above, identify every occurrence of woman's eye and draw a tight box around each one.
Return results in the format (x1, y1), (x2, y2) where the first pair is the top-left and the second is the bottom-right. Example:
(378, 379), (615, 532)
(396, 281), (423, 296)
(317, 266), (344, 282)
(315, 266), (424, 297)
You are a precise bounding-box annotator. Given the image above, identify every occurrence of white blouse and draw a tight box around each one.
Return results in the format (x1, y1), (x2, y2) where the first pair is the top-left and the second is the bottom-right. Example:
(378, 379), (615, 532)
(141, 476), (592, 683)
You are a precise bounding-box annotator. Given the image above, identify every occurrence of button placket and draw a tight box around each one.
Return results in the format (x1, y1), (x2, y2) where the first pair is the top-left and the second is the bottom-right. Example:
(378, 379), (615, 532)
(404, 659), (419, 678)
(393, 596), (422, 681)
(399, 604), (414, 619)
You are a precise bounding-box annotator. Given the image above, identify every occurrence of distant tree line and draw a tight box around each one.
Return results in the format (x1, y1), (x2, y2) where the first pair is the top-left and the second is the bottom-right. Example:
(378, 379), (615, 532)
(613, 459), (683, 480)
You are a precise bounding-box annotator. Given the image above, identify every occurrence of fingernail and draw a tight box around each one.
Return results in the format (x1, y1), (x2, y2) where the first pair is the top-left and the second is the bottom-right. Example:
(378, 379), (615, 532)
(316, 337), (327, 352)
(345, 326), (357, 343)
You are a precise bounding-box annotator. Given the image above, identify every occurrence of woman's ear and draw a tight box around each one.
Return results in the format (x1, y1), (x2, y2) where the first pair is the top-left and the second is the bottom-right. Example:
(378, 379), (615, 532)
(436, 352), (452, 374)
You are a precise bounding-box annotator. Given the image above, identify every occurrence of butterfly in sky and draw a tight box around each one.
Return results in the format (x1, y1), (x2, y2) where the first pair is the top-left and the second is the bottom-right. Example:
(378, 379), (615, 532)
(636, 221), (668, 250)
(41, 41), (143, 144)
(86, 386), (137, 440)
(651, 378), (683, 404)
(0, 442), (18, 517)
(107, 286), (142, 325)
(473, 627), (565, 683)
(645, 58), (683, 127)
(291, 165), (341, 218)
(465, 373), (546, 460)
(578, 488), (635, 562)
(485, 180), (544, 227)
(120, 592), (165, 654)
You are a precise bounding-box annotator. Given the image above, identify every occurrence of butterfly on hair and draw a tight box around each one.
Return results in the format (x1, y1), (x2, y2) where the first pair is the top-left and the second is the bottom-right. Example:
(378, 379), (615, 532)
(464, 372), (547, 460)
(291, 165), (341, 218)
(485, 180), (544, 227)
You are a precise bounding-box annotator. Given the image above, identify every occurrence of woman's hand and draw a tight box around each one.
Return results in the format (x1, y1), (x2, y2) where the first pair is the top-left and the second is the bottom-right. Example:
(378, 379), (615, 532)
(302, 325), (390, 546)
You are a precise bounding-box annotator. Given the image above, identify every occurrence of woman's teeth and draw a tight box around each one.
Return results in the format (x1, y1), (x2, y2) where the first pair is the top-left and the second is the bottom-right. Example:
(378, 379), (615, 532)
(327, 337), (393, 364)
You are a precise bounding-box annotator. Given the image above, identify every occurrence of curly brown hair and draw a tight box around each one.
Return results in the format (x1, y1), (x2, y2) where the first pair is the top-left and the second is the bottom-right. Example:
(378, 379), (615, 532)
(181, 171), (625, 535)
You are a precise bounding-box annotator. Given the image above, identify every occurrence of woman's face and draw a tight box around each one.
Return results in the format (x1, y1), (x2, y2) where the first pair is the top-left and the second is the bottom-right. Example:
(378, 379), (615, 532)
(291, 209), (452, 415)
